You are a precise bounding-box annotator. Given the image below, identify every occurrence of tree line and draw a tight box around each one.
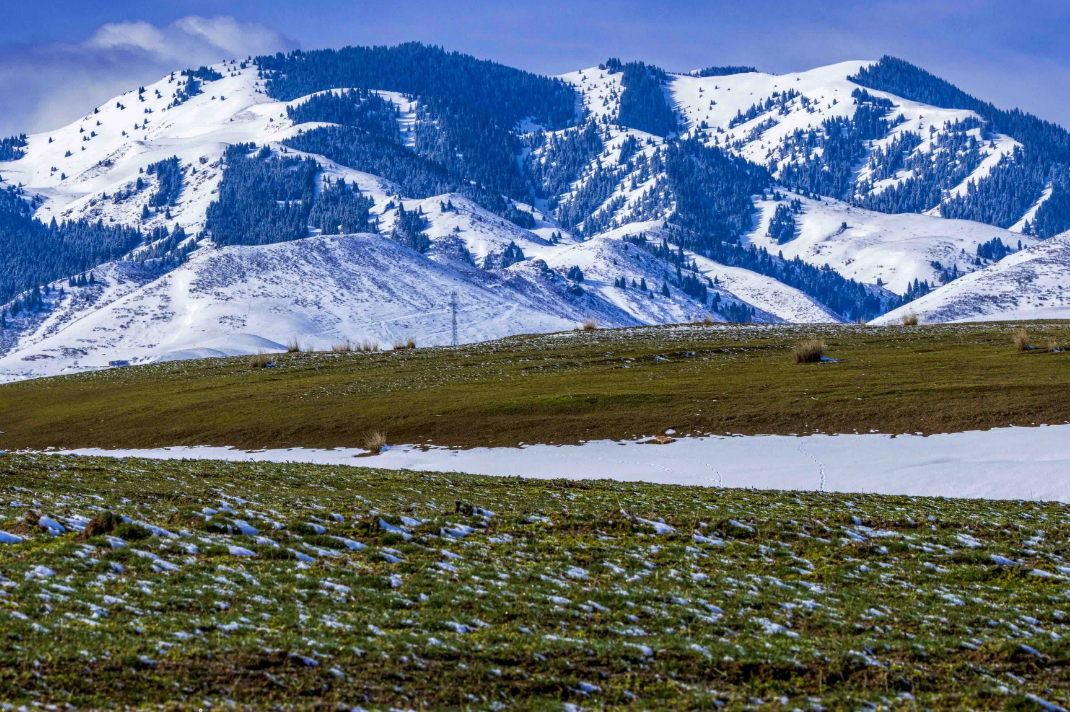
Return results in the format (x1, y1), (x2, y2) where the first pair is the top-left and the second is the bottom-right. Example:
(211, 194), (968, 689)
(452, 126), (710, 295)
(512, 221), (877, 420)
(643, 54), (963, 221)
(603, 59), (679, 137)
(204, 144), (319, 247)
(849, 56), (1070, 237)
(0, 185), (142, 314)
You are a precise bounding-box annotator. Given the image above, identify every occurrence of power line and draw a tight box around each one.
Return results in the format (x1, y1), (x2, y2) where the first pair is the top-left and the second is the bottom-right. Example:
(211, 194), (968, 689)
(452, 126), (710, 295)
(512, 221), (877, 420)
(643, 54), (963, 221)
(450, 291), (458, 347)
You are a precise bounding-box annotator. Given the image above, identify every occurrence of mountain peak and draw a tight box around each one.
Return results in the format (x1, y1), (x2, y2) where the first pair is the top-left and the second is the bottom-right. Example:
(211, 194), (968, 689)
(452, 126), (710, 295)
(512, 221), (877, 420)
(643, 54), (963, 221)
(1, 46), (1068, 380)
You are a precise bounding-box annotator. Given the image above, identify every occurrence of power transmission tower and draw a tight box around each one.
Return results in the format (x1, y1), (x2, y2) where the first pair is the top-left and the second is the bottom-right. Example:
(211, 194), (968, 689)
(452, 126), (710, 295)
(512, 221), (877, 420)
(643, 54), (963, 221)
(450, 291), (458, 347)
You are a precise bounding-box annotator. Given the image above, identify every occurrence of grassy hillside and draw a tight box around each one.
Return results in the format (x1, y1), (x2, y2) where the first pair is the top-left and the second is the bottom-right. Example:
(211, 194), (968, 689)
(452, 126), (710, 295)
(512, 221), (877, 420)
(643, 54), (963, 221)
(3, 322), (1070, 451)
(1, 453), (1068, 709)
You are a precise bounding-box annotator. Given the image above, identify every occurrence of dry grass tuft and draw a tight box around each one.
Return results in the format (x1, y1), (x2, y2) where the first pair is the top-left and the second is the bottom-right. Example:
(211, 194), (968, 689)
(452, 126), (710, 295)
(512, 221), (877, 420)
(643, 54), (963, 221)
(357, 340), (380, 353)
(792, 339), (826, 364)
(582, 320), (598, 332)
(331, 340), (353, 354)
(702, 315), (715, 326)
(393, 338), (416, 351)
(901, 312), (919, 326)
(286, 338), (301, 353)
(1013, 328), (1031, 352)
(363, 430), (387, 454)
(248, 351), (273, 369)
(1048, 339), (1059, 353)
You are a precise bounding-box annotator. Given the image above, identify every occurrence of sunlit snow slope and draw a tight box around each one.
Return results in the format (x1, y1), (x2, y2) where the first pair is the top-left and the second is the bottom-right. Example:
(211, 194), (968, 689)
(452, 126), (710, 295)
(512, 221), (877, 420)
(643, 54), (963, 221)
(745, 193), (1036, 295)
(874, 231), (1070, 324)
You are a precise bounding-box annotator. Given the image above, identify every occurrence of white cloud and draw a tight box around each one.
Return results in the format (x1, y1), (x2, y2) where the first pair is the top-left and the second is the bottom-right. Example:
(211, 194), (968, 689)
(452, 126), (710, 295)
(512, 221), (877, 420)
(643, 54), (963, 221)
(0, 16), (298, 137)
(85, 21), (169, 54)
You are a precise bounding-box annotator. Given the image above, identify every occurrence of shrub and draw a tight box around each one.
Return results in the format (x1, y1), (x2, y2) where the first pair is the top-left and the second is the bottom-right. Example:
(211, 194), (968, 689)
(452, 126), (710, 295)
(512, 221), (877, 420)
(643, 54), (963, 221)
(1013, 328), (1031, 352)
(901, 312), (919, 326)
(582, 320), (597, 331)
(103, 548), (133, 563)
(332, 339), (353, 353)
(113, 522), (151, 541)
(364, 431), (387, 455)
(84, 512), (122, 537)
(258, 547), (297, 560)
(249, 352), (273, 368)
(303, 534), (347, 549)
(793, 339), (826, 364)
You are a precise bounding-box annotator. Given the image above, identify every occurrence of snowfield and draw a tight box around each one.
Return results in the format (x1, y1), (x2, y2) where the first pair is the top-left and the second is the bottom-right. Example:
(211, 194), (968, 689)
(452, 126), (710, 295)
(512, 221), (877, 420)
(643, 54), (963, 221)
(47, 423), (1070, 503)
(0, 202), (845, 381)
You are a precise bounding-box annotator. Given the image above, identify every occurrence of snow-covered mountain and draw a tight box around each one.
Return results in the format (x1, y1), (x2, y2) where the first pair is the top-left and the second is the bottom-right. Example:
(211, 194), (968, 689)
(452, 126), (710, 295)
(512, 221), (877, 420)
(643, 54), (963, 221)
(1, 45), (1067, 380)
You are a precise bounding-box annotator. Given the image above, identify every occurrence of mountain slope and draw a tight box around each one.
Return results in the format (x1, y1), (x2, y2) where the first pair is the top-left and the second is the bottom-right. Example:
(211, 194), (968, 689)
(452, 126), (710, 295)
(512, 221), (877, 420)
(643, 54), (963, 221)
(873, 230), (1070, 324)
(3, 45), (1070, 380)
(0, 233), (577, 381)
(667, 58), (1068, 235)
(0, 200), (843, 381)
(744, 192), (1036, 294)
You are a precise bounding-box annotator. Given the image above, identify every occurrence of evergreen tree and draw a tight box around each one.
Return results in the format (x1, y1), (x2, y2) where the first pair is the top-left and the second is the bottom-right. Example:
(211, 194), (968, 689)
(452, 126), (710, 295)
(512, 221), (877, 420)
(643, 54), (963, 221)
(849, 56), (1070, 235)
(524, 121), (604, 202)
(693, 66), (758, 78)
(309, 178), (377, 235)
(664, 138), (770, 244)
(283, 126), (518, 223)
(258, 43), (576, 130)
(287, 89), (401, 142)
(391, 204), (430, 253)
(0, 134), (28, 161)
(204, 144), (319, 247)
(0, 184), (142, 306)
(767, 203), (796, 243)
(145, 156), (183, 207)
(496, 241), (525, 268)
(613, 61), (678, 137)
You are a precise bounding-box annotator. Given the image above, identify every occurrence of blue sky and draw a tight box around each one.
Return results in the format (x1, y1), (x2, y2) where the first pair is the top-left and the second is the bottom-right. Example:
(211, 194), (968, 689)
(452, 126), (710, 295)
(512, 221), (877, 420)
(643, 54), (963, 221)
(2, 0), (1068, 135)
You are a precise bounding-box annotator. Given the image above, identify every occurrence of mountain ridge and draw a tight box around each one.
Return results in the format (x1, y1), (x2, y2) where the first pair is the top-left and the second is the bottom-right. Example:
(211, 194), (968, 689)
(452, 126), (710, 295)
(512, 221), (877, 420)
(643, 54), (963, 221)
(0, 43), (1067, 380)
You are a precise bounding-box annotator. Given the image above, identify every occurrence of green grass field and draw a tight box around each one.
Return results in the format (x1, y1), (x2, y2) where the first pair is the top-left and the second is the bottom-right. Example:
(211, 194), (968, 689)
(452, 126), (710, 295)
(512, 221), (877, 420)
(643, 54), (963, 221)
(1, 453), (1069, 710)
(4, 322), (1070, 708)
(2, 322), (1070, 452)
